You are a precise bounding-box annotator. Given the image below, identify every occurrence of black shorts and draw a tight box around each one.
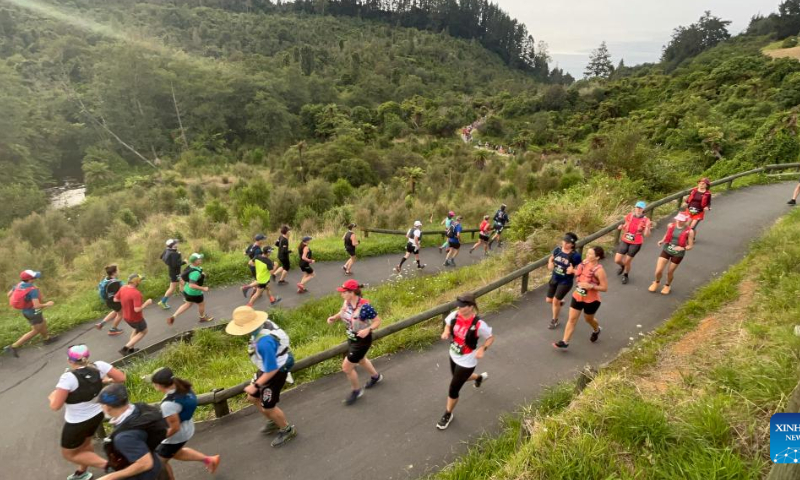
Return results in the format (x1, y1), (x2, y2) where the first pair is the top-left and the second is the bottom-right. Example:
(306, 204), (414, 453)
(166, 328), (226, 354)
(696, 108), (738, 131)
(300, 264), (314, 274)
(570, 298), (601, 315)
(659, 250), (684, 265)
(617, 242), (642, 257)
(406, 244), (419, 255)
(493, 225), (504, 233)
(61, 412), (104, 449)
(250, 370), (288, 409)
(22, 310), (44, 326)
(183, 293), (204, 304)
(346, 335), (372, 363)
(169, 270), (181, 283)
(346, 247), (356, 257)
(125, 319), (148, 332)
(448, 358), (475, 399)
(448, 241), (461, 250)
(546, 281), (572, 301)
(105, 299), (122, 312)
(257, 282), (270, 290)
(156, 441), (187, 459)
(479, 234), (490, 242)
(278, 256), (291, 271)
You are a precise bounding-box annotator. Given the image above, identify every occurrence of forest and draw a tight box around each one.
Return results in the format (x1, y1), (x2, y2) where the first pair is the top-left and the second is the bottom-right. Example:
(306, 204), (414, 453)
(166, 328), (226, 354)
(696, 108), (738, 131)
(3, 0), (800, 340)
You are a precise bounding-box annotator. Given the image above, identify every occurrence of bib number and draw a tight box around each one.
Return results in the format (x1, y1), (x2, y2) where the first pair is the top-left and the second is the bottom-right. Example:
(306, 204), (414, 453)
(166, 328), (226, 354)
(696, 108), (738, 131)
(450, 342), (465, 356)
(665, 244), (679, 256)
(624, 233), (636, 242)
(689, 207), (700, 215)
(554, 265), (566, 276)
(576, 287), (588, 297)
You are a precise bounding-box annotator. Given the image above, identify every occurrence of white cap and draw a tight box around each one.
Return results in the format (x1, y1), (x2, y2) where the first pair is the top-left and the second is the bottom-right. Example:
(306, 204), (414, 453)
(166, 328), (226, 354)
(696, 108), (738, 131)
(165, 239), (178, 247)
(414, 220), (423, 227)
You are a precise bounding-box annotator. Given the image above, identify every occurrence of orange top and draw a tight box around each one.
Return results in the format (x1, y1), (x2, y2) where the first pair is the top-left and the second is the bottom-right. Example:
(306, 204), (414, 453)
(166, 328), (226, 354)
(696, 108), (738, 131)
(572, 261), (603, 303)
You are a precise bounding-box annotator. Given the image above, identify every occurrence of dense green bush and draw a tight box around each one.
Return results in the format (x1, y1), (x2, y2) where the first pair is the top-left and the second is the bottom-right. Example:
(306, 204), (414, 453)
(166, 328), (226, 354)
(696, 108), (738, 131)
(204, 199), (230, 224)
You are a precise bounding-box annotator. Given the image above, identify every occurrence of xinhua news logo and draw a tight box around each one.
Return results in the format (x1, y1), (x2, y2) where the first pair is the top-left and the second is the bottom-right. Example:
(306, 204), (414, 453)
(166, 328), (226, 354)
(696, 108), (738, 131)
(771, 413), (800, 463)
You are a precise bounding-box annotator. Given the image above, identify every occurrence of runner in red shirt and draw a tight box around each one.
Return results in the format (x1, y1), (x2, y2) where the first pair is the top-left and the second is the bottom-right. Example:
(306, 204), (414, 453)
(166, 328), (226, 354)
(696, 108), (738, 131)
(114, 274), (153, 357)
(614, 201), (652, 285)
(469, 215), (492, 256)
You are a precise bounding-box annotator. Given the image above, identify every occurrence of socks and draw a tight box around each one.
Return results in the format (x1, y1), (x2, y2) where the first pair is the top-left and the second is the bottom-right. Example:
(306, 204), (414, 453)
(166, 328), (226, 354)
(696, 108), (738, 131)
(416, 260), (421, 267)
(398, 257), (408, 268)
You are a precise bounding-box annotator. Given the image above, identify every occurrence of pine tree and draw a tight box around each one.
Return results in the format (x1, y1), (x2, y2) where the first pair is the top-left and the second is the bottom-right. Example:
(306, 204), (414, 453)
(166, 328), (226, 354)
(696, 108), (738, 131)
(584, 41), (614, 79)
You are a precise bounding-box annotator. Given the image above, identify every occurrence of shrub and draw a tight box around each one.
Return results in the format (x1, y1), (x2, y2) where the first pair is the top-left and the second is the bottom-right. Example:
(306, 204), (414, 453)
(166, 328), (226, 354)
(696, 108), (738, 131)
(269, 186), (301, 227)
(189, 183), (205, 204)
(0, 184), (47, 228)
(117, 208), (138, 227)
(782, 37), (798, 49)
(213, 223), (239, 252)
(302, 179), (335, 213)
(239, 204), (270, 228)
(9, 212), (53, 248)
(204, 199), (229, 224)
(332, 178), (354, 204)
(175, 198), (193, 215)
(186, 212), (209, 236)
(77, 201), (114, 240)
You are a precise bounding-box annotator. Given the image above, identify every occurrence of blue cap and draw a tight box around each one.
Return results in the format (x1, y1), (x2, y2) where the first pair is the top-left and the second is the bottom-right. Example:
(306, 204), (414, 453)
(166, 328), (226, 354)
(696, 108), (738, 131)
(635, 201), (647, 209)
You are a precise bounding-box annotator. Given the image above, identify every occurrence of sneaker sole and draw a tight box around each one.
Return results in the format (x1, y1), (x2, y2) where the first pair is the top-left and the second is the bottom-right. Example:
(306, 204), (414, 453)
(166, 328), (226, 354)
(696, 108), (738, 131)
(436, 414), (453, 430)
(107, 331), (124, 336)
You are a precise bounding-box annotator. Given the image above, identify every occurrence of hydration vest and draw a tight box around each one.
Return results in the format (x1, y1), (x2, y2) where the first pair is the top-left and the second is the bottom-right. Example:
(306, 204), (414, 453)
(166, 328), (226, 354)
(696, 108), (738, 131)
(623, 213), (649, 243)
(98, 278), (122, 302)
(687, 188), (711, 213)
(663, 223), (693, 248)
(65, 365), (103, 404)
(180, 266), (205, 286)
(9, 283), (36, 310)
(162, 391), (198, 423)
(104, 404), (168, 471)
(248, 321), (291, 371)
(574, 262), (602, 298)
(449, 313), (482, 355)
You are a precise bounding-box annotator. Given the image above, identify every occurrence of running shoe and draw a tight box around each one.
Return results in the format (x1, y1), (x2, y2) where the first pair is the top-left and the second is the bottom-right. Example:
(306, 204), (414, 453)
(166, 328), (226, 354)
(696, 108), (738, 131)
(364, 374), (383, 389)
(590, 327), (602, 343)
(157, 300), (170, 310)
(107, 328), (124, 336)
(95, 320), (106, 330)
(417, 264), (426, 269)
(648, 281), (659, 292)
(474, 372), (488, 388)
(548, 319), (559, 330)
(271, 425), (297, 447)
(621, 274), (629, 285)
(166, 316), (175, 326)
(450, 260), (456, 267)
(436, 411), (453, 430)
(789, 199), (797, 205)
(394, 266), (401, 273)
(199, 315), (214, 323)
(241, 286), (251, 299)
(345, 271), (353, 276)
(67, 470), (93, 480)
(42, 335), (60, 345)
(443, 260), (450, 267)
(260, 421), (279, 435)
(270, 297), (282, 306)
(661, 285), (671, 295)
(3, 345), (19, 358)
(277, 280), (288, 285)
(552, 341), (569, 350)
(297, 283), (307, 294)
(118, 347), (131, 356)
(344, 389), (364, 405)
(204, 455), (220, 474)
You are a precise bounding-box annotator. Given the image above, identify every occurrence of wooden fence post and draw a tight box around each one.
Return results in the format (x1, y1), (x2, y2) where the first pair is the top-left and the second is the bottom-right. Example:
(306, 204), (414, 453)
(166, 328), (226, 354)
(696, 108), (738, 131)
(727, 179), (733, 190)
(363, 228), (369, 239)
(212, 389), (230, 418)
(613, 227), (621, 245)
(521, 272), (529, 294)
(675, 196), (683, 211)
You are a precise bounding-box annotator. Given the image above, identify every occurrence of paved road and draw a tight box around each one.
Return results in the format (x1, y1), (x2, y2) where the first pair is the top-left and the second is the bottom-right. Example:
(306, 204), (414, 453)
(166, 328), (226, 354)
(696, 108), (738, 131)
(0, 242), (486, 477)
(3, 183), (792, 479)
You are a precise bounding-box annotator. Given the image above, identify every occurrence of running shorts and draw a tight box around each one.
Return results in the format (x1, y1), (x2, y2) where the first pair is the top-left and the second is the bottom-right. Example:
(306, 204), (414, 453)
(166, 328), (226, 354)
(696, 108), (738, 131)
(346, 335), (372, 364)
(279, 256), (291, 271)
(125, 319), (148, 332)
(346, 246), (357, 257)
(546, 280), (572, 301)
(448, 241), (461, 250)
(617, 241), (642, 258)
(155, 441), (187, 459)
(169, 269), (181, 283)
(570, 298), (601, 315)
(479, 234), (490, 242)
(183, 293), (204, 304)
(300, 263), (314, 274)
(105, 299), (122, 312)
(22, 310), (44, 326)
(448, 358), (476, 399)
(257, 282), (270, 290)
(61, 412), (104, 449)
(659, 250), (684, 265)
(406, 244), (419, 255)
(251, 370), (288, 409)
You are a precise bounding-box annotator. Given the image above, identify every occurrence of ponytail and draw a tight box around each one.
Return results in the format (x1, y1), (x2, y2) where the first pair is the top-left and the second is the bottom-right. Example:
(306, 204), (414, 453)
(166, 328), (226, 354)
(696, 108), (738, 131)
(172, 377), (193, 395)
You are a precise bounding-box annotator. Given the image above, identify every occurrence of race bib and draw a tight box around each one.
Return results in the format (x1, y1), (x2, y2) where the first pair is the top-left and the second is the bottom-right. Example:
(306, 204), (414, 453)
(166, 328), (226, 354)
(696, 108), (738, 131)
(624, 233), (636, 242)
(665, 244), (679, 256)
(554, 265), (566, 276)
(576, 287), (588, 297)
(346, 329), (358, 341)
(450, 342), (465, 356)
(689, 206), (700, 215)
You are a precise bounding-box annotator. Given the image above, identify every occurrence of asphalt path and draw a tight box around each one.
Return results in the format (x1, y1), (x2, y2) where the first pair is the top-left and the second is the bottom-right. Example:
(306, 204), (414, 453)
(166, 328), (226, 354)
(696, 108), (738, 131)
(0, 241), (486, 478)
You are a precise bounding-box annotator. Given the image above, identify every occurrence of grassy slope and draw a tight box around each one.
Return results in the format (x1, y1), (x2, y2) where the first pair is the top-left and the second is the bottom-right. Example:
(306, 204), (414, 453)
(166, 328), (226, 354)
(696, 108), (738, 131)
(432, 209), (800, 479)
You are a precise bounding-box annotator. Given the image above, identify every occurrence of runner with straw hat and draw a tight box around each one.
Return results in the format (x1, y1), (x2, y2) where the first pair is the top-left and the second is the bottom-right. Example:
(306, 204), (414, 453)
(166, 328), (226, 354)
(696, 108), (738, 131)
(226, 306), (297, 447)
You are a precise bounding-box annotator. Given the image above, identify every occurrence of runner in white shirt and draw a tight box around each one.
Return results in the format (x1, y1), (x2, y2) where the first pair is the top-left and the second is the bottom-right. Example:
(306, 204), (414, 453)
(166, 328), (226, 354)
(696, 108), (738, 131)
(49, 345), (126, 480)
(436, 293), (494, 430)
(395, 220), (426, 272)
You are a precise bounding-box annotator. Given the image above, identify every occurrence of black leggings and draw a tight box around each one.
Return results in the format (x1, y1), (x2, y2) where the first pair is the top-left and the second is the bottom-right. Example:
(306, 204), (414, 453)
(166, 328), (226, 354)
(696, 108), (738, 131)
(448, 358), (475, 399)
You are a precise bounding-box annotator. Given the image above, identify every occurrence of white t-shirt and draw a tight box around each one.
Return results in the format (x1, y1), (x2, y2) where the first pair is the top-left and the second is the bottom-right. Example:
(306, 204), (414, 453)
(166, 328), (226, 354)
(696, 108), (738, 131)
(160, 393), (195, 444)
(445, 311), (493, 369)
(407, 228), (421, 246)
(55, 361), (113, 424)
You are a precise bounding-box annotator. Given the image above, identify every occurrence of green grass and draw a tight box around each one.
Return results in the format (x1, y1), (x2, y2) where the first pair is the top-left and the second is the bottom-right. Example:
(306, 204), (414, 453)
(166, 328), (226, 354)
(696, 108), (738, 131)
(431, 207), (800, 480)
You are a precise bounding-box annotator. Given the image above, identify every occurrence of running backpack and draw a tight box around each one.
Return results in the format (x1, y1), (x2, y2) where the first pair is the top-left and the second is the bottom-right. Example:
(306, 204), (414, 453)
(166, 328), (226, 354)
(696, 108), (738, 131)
(446, 224), (456, 239)
(160, 249), (171, 265)
(180, 266), (205, 286)
(104, 404), (168, 471)
(162, 391), (198, 422)
(9, 283), (36, 310)
(407, 228), (414, 240)
(449, 313), (482, 351)
(65, 365), (103, 404)
(98, 278), (122, 302)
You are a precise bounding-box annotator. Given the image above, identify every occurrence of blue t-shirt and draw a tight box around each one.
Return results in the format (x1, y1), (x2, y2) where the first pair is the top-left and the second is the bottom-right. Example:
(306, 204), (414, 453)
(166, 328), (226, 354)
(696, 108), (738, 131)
(256, 334), (279, 373)
(113, 430), (162, 480)
(13, 282), (39, 316)
(448, 224), (463, 244)
(551, 247), (581, 285)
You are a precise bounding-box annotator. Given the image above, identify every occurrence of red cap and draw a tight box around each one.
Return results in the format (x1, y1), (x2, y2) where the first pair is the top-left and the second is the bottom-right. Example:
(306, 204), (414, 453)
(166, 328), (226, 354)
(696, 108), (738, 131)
(337, 279), (360, 292)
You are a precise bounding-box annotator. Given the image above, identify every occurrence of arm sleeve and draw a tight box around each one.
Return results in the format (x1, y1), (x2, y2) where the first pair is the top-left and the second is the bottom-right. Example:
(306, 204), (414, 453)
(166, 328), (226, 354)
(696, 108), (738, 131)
(444, 311), (457, 327)
(257, 336), (279, 373)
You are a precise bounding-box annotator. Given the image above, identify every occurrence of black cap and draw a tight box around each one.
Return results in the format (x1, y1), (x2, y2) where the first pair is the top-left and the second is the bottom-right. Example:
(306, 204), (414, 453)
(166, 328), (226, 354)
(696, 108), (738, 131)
(264, 246), (273, 254)
(455, 292), (477, 308)
(97, 383), (129, 407)
(254, 234), (266, 241)
(146, 367), (175, 386)
(563, 232), (578, 244)
(347, 223), (357, 229)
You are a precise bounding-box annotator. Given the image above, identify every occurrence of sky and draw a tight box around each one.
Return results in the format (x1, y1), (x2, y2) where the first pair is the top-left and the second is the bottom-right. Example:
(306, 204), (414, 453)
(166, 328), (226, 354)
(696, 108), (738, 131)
(496, 0), (783, 78)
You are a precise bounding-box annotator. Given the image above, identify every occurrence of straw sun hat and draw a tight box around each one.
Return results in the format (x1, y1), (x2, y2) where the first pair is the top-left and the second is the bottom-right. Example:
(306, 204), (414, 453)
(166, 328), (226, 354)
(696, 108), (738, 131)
(225, 306), (269, 336)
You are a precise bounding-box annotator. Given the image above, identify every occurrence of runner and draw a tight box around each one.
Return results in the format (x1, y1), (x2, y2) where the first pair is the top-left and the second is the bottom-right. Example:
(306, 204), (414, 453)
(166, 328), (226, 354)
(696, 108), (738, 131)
(469, 215), (491, 255)
(488, 204), (510, 249)
(297, 236), (315, 294)
(649, 213), (695, 295)
(3, 269), (58, 358)
(226, 306), (297, 448)
(96, 383), (167, 479)
(443, 216), (463, 267)
(614, 201), (652, 285)
(166, 253), (213, 326)
(146, 367), (220, 478)
(395, 220), (426, 272)
(241, 234), (267, 299)
(684, 177), (712, 232)
(247, 247), (282, 307)
(158, 239), (185, 310)
(273, 226), (291, 285)
(96, 264), (125, 336)
(546, 232), (582, 330)
(342, 223), (358, 276)
(326, 280), (383, 405)
(438, 211), (455, 254)
(788, 177), (800, 205)
(49, 345), (126, 480)
(114, 274), (153, 357)
(553, 246), (607, 350)
(437, 293), (494, 430)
